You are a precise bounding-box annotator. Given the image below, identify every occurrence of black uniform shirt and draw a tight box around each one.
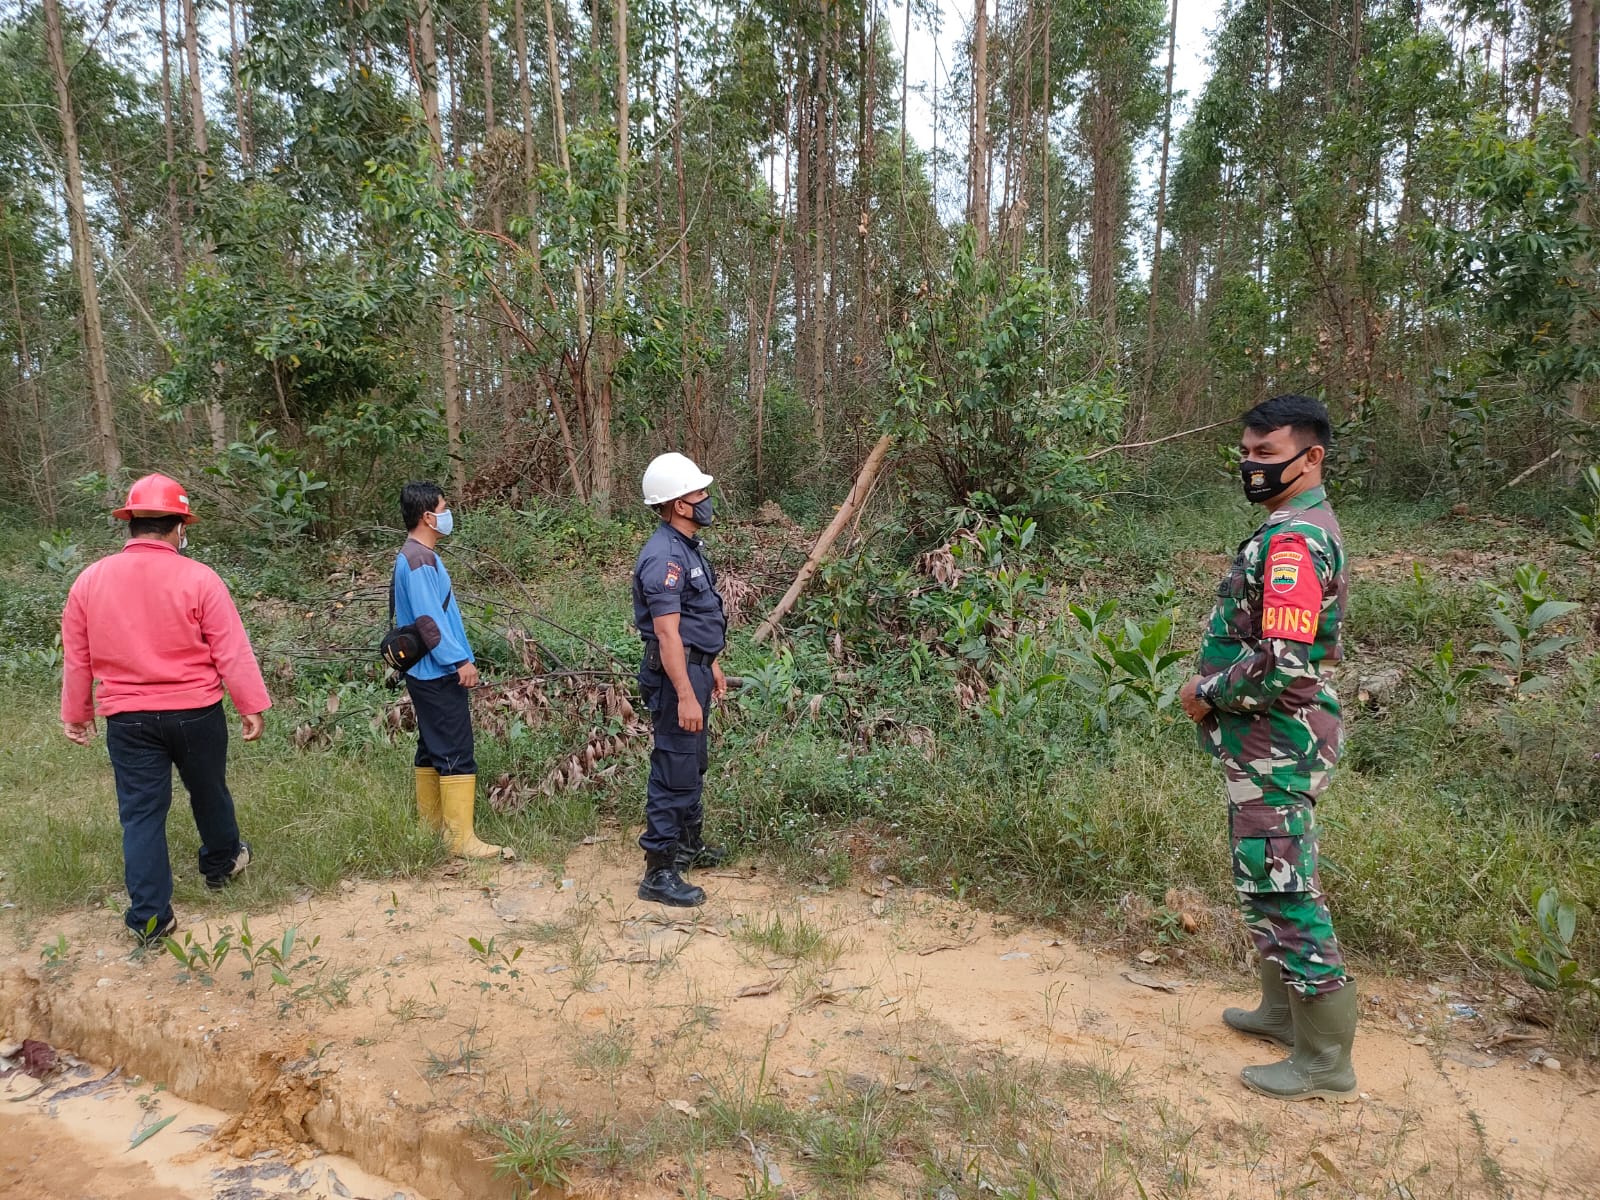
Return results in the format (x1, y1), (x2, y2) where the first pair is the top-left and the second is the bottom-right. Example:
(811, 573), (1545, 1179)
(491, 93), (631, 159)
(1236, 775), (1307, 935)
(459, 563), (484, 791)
(633, 522), (727, 654)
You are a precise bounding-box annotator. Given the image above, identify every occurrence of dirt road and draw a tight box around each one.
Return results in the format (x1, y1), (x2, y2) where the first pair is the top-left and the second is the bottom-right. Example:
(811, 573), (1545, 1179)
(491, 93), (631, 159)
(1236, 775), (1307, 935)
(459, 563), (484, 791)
(1, 841), (1593, 1198)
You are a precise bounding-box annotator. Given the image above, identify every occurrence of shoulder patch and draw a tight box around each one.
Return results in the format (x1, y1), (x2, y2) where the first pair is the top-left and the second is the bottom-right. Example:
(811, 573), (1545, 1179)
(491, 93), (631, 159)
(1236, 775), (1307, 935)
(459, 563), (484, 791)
(1261, 532), (1322, 643)
(664, 561), (682, 589)
(401, 540), (439, 571)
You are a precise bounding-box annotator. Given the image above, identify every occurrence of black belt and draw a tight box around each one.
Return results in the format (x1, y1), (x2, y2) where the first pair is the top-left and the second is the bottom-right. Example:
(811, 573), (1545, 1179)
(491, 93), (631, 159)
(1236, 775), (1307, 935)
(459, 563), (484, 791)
(643, 641), (718, 669)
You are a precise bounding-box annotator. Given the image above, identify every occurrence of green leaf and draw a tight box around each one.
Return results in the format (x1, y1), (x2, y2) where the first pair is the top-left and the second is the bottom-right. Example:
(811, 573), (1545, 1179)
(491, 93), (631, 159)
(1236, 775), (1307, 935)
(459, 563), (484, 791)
(1487, 610), (1521, 641)
(1526, 600), (1578, 631)
(1557, 903), (1577, 948)
(1527, 635), (1576, 661)
(127, 1113), (178, 1152)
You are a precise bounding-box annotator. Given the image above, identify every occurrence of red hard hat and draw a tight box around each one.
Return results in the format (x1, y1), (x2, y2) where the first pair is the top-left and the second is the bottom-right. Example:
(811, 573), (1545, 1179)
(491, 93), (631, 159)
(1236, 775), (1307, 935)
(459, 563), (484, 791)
(112, 473), (197, 523)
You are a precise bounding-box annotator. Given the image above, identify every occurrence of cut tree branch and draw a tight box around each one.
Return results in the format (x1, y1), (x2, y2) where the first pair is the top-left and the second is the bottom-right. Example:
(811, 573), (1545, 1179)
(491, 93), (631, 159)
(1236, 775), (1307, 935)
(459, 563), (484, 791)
(1493, 449), (1564, 495)
(753, 434), (894, 644)
(1082, 417), (1235, 462)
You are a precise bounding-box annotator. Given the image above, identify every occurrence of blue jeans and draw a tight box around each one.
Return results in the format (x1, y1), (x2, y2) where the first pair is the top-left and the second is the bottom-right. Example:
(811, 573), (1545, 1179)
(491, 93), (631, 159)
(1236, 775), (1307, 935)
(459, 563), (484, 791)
(105, 703), (244, 935)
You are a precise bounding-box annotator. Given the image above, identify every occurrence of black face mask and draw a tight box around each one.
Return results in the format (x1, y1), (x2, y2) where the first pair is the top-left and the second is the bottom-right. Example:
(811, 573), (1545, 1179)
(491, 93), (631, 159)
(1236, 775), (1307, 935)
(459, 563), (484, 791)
(688, 497), (714, 527)
(1239, 446), (1311, 504)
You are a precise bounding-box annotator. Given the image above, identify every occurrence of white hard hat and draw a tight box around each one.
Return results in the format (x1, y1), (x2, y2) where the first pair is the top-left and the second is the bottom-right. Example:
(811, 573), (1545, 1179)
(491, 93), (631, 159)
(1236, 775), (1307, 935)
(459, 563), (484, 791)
(641, 452), (714, 507)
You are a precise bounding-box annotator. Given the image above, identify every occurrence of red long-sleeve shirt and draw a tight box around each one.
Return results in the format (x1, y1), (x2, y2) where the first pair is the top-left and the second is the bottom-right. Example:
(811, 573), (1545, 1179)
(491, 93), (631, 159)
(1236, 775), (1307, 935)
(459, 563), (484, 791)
(60, 540), (272, 722)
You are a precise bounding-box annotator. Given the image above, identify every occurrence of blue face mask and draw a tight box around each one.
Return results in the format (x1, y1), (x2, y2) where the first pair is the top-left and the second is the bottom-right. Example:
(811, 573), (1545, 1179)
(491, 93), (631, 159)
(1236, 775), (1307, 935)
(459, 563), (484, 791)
(689, 497), (714, 527)
(431, 508), (454, 536)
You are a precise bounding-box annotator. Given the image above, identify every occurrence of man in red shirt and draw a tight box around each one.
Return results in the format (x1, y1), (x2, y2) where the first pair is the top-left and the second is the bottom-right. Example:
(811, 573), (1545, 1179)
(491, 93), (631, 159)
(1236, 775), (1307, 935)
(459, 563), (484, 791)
(61, 474), (272, 943)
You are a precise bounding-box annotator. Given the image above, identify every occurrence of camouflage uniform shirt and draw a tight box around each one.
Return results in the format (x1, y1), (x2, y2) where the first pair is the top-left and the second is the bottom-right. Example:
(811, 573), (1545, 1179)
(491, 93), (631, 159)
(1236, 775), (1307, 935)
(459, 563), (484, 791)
(1195, 485), (1347, 806)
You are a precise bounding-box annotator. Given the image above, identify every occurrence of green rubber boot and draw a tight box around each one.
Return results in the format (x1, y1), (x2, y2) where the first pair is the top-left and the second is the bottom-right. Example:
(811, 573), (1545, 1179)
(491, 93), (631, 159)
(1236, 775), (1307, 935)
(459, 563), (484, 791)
(1222, 957), (1295, 1049)
(1240, 983), (1359, 1102)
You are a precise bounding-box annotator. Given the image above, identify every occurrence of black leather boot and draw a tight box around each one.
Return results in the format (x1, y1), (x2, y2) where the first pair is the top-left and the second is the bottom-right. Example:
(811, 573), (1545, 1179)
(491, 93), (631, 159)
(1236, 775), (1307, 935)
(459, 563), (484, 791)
(674, 823), (727, 872)
(638, 851), (706, 907)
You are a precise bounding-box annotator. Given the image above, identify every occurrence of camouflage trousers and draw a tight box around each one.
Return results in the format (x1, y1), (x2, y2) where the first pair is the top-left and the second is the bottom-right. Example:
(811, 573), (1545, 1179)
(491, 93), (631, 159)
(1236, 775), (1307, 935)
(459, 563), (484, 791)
(1222, 764), (1348, 998)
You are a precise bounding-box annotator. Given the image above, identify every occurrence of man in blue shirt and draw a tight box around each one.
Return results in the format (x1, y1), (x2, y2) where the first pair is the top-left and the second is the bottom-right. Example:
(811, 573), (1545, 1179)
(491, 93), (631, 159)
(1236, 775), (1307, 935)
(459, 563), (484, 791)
(394, 481), (502, 859)
(632, 453), (728, 906)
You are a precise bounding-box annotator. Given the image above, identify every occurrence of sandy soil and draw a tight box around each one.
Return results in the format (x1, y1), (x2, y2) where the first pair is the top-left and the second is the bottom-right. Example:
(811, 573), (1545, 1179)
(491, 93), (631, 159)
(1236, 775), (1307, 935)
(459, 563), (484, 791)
(1, 839), (1594, 1199)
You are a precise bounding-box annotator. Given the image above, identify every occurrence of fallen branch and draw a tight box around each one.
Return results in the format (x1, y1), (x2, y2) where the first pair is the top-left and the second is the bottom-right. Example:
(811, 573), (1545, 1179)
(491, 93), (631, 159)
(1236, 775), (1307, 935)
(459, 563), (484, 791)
(1493, 449), (1564, 496)
(753, 434), (895, 644)
(1082, 417), (1236, 462)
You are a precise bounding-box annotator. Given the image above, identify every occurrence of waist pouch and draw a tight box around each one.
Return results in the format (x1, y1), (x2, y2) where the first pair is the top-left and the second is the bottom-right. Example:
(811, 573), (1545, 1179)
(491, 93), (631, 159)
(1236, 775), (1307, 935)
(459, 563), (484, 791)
(380, 577), (450, 675)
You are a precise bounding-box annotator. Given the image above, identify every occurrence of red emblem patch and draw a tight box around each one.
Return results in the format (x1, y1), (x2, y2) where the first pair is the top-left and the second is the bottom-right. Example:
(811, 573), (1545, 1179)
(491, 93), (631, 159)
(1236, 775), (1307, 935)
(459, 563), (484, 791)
(1261, 532), (1323, 643)
(664, 561), (682, 589)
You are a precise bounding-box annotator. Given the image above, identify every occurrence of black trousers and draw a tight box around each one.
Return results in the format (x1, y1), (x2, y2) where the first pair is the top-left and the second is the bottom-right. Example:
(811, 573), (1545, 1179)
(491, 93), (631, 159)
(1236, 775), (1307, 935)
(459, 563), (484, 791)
(406, 672), (477, 776)
(637, 660), (713, 855)
(105, 703), (243, 934)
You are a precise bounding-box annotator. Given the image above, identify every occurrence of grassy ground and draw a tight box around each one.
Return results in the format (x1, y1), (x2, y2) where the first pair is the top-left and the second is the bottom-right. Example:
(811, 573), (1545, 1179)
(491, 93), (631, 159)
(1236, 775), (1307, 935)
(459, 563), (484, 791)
(2, 480), (1598, 1055)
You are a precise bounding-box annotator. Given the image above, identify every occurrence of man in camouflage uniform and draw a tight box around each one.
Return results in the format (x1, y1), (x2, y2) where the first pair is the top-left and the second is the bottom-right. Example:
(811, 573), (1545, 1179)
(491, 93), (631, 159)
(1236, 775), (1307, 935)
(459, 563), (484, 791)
(1179, 394), (1358, 1102)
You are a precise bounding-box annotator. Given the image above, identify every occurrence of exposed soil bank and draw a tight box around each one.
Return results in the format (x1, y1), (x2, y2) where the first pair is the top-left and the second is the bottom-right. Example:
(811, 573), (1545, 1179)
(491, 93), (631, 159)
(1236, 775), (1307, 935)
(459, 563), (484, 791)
(2, 841), (1595, 1198)
(0, 1059), (415, 1199)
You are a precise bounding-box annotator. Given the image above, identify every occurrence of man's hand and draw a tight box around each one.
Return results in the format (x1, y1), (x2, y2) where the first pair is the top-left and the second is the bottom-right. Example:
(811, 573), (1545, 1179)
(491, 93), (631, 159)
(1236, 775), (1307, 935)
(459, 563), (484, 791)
(1179, 676), (1212, 723)
(240, 712), (265, 742)
(63, 719), (94, 746)
(677, 690), (705, 733)
(712, 660), (728, 703)
(457, 662), (481, 689)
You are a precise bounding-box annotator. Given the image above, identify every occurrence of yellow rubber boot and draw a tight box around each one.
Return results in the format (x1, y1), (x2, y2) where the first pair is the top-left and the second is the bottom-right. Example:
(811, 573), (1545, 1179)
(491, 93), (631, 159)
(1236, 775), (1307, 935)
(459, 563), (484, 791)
(439, 774), (503, 859)
(414, 767), (443, 832)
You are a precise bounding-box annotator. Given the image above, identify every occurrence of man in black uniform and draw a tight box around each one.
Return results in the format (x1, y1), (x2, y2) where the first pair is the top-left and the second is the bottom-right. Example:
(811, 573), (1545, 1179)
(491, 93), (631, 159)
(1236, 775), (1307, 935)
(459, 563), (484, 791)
(633, 452), (729, 907)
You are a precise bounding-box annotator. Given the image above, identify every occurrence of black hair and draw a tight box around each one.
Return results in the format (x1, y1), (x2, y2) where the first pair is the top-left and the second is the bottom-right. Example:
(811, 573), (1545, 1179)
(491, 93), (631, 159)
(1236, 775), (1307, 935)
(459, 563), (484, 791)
(401, 481), (444, 531)
(1242, 394), (1331, 449)
(128, 514), (184, 538)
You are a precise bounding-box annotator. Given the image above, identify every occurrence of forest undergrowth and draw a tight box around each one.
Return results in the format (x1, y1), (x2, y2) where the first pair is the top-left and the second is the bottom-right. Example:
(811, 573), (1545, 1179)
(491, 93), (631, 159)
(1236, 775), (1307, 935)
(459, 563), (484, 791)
(3, 472), (1597, 1055)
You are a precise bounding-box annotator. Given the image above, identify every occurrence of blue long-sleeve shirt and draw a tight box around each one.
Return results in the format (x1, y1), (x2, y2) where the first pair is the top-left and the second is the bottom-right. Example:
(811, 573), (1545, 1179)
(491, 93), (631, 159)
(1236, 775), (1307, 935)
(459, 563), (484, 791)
(393, 538), (473, 680)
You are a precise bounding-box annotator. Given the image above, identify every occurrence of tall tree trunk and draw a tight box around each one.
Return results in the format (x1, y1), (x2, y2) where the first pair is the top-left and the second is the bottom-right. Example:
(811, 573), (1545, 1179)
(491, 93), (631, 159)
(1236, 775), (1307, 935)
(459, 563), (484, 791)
(227, 0), (252, 167)
(1011, 0), (1034, 271)
(823, 5), (842, 413)
(1087, 87), (1119, 336)
(602, 0), (627, 498)
(43, 0), (121, 484)
(159, 0), (183, 273)
(970, 0), (990, 254)
(794, 64), (814, 431)
(856, 0), (875, 389)
(1570, 0), (1596, 428)
(1573, 0), (1596, 220)
(182, 0), (209, 177)
(181, 0), (227, 453)
(480, 0), (496, 132)
(512, 0), (542, 268)
(543, 0), (601, 503)
(670, 0), (700, 460)
(899, 0), (910, 175)
(810, 27), (831, 455)
(417, 0), (468, 497)
(1041, 1), (1050, 274)
(755, 90), (793, 500)
(477, 0), (501, 442)
(443, 21), (459, 164)
(1139, 0), (1179, 428)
